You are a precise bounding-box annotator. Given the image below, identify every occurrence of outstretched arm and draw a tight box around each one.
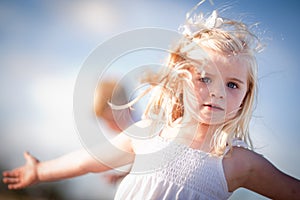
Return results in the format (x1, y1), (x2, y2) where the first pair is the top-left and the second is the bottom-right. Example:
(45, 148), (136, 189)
(2, 132), (134, 189)
(242, 150), (300, 199)
(224, 147), (300, 200)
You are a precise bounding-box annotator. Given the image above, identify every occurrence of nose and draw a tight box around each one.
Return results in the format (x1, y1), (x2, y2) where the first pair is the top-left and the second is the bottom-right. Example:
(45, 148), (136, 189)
(209, 82), (225, 99)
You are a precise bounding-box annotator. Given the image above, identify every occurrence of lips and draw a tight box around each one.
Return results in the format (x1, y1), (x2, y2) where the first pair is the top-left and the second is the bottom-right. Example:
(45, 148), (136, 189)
(203, 103), (224, 111)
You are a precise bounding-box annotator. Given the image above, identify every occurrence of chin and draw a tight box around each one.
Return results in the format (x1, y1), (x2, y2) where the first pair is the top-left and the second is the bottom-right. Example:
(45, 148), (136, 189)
(198, 114), (227, 125)
(198, 118), (225, 125)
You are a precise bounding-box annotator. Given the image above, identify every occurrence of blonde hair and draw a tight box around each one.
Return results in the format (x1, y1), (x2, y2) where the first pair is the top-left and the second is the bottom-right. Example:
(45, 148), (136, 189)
(111, 5), (262, 156)
(140, 8), (261, 155)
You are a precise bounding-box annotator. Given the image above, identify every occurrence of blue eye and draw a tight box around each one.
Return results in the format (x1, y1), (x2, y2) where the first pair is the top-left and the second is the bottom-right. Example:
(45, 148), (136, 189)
(199, 77), (212, 84)
(227, 82), (238, 89)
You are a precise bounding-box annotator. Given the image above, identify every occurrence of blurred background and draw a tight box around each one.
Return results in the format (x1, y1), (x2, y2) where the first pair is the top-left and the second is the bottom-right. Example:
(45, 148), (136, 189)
(0, 0), (299, 199)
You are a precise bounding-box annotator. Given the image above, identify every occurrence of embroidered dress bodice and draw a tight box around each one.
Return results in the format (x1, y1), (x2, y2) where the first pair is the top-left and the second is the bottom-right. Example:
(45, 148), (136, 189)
(114, 136), (248, 200)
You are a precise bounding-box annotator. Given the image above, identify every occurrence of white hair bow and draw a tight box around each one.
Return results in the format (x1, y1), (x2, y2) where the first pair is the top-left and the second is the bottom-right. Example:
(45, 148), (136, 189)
(180, 10), (224, 37)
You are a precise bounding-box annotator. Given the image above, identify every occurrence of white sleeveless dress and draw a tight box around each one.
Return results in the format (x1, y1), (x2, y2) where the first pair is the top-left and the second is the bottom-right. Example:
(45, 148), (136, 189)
(114, 136), (248, 200)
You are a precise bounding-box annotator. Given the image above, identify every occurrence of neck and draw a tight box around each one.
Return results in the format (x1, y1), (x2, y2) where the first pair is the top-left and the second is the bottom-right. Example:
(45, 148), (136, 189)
(178, 113), (218, 142)
(164, 119), (219, 152)
(189, 122), (218, 151)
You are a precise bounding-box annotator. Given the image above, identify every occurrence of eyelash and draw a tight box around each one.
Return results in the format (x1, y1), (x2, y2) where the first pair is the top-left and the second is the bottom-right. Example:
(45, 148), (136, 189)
(199, 77), (211, 84)
(227, 82), (238, 89)
(199, 77), (239, 89)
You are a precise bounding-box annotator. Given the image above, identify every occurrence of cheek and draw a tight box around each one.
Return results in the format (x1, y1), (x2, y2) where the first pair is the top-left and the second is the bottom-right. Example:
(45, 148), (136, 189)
(226, 91), (246, 110)
(194, 83), (209, 102)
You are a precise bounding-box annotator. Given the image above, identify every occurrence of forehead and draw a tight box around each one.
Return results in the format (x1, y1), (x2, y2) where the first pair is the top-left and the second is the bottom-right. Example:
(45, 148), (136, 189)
(197, 51), (250, 80)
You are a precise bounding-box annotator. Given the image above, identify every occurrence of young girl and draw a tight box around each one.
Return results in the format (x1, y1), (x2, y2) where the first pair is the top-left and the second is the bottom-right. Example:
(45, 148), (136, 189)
(3, 2), (300, 200)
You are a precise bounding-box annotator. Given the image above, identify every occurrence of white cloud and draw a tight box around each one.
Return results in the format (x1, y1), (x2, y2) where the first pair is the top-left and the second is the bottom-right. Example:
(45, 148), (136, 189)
(52, 1), (121, 37)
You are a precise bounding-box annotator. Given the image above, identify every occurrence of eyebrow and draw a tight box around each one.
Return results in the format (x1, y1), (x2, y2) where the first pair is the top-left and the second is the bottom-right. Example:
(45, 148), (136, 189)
(229, 78), (246, 85)
(197, 71), (209, 77)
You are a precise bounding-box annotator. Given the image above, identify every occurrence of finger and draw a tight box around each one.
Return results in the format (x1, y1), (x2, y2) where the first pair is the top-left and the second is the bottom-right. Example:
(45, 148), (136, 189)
(3, 177), (19, 184)
(24, 151), (39, 164)
(2, 171), (9, 176)
(2, 170), (19, 178)
(8, 183), (24, 190)
(24, 151), (31, 160)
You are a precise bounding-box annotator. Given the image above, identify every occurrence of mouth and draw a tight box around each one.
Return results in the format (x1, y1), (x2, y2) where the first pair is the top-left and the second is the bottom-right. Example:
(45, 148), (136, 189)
(203, 104), (224, 111)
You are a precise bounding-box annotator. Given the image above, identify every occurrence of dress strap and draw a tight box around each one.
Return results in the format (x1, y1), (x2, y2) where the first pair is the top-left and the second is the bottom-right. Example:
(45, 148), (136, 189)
(232, 138), (249, 148)
(223, 138), (249, 156)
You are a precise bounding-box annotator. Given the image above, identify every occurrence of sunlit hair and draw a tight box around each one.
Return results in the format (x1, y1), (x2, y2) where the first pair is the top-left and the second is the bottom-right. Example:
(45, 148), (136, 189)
(141, 6), (261, 155)
(111, 3), (262, 156)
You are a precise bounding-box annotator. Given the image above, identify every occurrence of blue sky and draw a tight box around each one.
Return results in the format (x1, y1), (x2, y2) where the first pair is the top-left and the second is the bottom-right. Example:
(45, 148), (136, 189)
(0, 0), (299, 199)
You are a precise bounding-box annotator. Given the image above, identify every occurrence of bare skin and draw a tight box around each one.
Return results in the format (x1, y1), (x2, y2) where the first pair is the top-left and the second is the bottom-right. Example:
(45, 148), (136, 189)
(3, 54), (300, 199)
(2, 130), (135, 189)
(2, 120), (300, 199)
(223, 147), (300, 199)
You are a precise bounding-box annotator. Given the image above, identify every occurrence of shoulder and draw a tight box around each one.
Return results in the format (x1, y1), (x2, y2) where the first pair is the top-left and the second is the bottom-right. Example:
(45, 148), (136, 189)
(222, 146), (265, 192)
(108, 120), (152, 151)
(120, 119), (162, 150)
(223, 147), (300, 199)
(124, 119), (163, 138)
